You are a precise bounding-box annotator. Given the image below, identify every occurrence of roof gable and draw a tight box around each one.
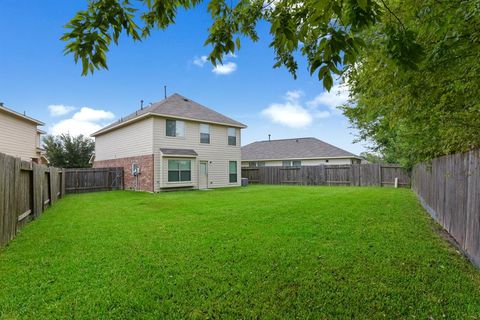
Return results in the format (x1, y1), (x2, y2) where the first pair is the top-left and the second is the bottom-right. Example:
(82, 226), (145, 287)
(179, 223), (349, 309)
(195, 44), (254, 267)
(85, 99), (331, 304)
(92, 93), (246, 136)
(0, 105), (44, 126)
(241, 137), (359, 160)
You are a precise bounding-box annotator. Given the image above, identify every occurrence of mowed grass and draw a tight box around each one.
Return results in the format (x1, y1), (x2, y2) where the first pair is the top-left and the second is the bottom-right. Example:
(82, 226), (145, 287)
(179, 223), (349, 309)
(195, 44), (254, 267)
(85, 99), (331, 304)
(1, 186), (480, 319)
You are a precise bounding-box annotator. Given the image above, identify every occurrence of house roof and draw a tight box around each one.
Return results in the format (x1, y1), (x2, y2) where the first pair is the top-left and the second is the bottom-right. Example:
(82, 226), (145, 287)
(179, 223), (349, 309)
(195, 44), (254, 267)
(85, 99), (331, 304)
(0, 104), (44, 125)
(92, 93), (246, 137)
(160, 148), (198, 157)
(241, 137), (360, 161)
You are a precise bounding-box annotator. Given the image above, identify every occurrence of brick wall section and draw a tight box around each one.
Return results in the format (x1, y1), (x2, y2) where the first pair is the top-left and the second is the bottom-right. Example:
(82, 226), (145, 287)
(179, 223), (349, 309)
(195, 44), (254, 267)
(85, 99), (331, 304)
(93, 154), (154, 192)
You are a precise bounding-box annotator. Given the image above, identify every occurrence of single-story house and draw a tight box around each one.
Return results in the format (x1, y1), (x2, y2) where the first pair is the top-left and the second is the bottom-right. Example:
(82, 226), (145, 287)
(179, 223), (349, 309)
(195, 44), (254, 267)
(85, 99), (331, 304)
(91, 93), (247, 192)
(0, 103), (48, 163)
(241, 137), (362, 167)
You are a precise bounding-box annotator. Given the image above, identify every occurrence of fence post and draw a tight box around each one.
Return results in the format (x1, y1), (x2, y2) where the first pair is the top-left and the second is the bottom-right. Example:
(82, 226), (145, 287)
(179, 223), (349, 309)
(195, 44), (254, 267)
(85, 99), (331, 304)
(32, 163), (43, 219)
(379, 165), (383, 187)
(61, 169), (66, 197)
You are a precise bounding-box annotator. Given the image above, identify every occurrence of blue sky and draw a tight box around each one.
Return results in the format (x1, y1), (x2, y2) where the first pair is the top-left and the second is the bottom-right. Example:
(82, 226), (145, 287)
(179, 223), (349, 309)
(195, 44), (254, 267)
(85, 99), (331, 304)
(0, 1), (367, 154)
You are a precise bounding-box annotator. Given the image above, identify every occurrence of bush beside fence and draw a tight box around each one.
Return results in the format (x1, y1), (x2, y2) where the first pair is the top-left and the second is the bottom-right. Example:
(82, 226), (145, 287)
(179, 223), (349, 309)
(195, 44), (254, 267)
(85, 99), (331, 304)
(0, 152), (65, 247)
(412, 149), (480, 267)
(242, 164), (411, 187)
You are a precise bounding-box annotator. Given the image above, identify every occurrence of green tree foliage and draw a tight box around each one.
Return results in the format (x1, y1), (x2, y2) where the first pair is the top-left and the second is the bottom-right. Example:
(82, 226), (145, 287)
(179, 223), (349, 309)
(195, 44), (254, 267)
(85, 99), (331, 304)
(61, 0), (423, 90)
(359, 152), (388, 164)
(43, 134), (95, 168)
(343, 0), (480, 167)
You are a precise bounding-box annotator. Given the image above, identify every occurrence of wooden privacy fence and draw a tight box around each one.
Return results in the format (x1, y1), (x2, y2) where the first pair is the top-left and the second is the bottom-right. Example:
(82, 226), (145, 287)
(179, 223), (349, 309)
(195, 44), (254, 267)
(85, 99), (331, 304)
(242, 164), (411, 187)
(0, 152), (65, 247)
(412, 149), (480, 267)
(65, 167), (124, 193)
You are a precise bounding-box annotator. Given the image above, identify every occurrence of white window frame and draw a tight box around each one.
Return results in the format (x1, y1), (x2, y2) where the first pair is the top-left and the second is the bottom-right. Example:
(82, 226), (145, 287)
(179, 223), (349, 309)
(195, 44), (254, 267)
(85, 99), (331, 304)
(200, 124), (210, 144)
(282, 160), (301, 167)
(227, 128), (236, 146)
(229, 161), (238, 183)
(167, 159), (192, 182)
(166, 119), (185, 138)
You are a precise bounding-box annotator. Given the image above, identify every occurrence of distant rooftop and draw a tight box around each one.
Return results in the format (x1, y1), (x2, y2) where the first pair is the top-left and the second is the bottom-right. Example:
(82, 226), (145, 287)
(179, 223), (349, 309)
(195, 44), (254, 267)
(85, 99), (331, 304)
(242, 137), (360, 160)
(92, 93), (246, 137)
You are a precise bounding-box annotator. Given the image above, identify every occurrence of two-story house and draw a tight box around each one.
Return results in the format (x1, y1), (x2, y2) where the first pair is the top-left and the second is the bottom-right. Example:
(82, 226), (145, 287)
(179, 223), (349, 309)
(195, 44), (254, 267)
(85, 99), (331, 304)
(91, 94), (246, 192)
(0, 103), (48, 163)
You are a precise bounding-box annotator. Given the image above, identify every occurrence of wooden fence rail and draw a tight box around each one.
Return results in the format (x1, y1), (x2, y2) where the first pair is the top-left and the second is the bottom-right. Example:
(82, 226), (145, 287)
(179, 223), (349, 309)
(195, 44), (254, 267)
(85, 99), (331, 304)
(412, 149), (480, 267)
(242, 164), (411, 187)
(65, 167), (124, 193)
(0, 152), (65, 247)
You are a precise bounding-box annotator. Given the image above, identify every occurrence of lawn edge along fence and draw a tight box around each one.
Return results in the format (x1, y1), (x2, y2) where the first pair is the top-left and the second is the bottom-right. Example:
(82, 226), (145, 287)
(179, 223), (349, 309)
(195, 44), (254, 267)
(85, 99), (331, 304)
(242, 164), (411, 187)
(0, 152), (125, 248)
(412, 149), (480, 267)
(0, 152), (65, 247)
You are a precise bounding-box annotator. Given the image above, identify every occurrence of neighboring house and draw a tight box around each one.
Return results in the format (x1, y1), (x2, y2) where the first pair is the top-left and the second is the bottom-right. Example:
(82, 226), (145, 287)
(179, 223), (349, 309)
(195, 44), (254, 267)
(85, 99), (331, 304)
(0, 103), (48, 163)
(241, 137), (362, 167)
(92, 93), (246, 192)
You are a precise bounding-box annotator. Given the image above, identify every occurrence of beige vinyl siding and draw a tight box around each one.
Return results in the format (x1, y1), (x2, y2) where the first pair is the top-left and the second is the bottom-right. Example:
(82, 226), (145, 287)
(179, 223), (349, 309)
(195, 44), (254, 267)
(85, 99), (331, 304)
(94, 118), (154, 161)
(153, 118), (241, 191)
(0, 111), (38, 160)
(299, 158), (355, 165)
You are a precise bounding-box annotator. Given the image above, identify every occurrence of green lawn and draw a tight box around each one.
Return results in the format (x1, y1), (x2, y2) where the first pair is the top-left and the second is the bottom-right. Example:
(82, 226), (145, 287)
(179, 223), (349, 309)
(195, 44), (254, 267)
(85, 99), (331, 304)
(1, 185), (480, 319)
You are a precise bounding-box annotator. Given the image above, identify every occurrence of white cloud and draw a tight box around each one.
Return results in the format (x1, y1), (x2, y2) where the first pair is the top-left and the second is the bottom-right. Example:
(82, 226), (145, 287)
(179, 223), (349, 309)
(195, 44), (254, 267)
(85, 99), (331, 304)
(193, 53), (239, 75)
(48, 104), (75, 117)
(262, 90), (313, 128)
(307, 82), (350, 115)
(262, 89), (340, 128)
(193, 55), (208, 67)
(212, 62), (237, 75)
(72, 107), (114, 122)
(50, 120), (104, 137)
(262, 103), (312, 128)
(285, 90), (304, 102)
(49, 106), (115, 137)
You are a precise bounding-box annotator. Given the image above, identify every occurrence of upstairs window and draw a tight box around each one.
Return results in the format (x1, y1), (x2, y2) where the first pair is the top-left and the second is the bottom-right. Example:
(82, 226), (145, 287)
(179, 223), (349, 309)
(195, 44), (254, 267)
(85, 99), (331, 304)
(168, 160), (191, 182)
(200, 124), (210, 144)
(227, 128), (236, 146)
(282, 160), (301, 167)
(166, 119), (185, 137)
(229, 161), (238, 183)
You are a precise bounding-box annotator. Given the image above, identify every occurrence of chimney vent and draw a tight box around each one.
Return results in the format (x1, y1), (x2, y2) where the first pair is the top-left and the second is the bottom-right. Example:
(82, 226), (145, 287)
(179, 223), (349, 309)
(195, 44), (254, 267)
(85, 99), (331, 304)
(140, 100), (144, 110)
(268, 134), (271, 141)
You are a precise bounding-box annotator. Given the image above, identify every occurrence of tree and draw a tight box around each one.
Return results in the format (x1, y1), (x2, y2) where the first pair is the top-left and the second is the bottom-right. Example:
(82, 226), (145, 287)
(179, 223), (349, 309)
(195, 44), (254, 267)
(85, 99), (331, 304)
(342, 0), (480, 167)
(359, 152), (387, 164)
(43, 134), (95, 168)
(61, 0), (423, 90)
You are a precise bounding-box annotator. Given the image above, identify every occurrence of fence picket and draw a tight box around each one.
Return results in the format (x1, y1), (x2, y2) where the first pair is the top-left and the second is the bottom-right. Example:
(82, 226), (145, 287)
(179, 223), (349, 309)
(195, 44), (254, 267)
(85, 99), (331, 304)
(413, 149), (480, 267)
(242, 164), (410, 187)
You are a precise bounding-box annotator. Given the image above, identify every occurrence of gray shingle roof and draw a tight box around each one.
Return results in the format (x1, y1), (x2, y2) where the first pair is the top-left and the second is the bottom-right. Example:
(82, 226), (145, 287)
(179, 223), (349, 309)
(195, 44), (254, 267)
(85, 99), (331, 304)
(160, 148), (198, 156)
(241, 137), (359, 160)
(92, 93), (246, 136)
